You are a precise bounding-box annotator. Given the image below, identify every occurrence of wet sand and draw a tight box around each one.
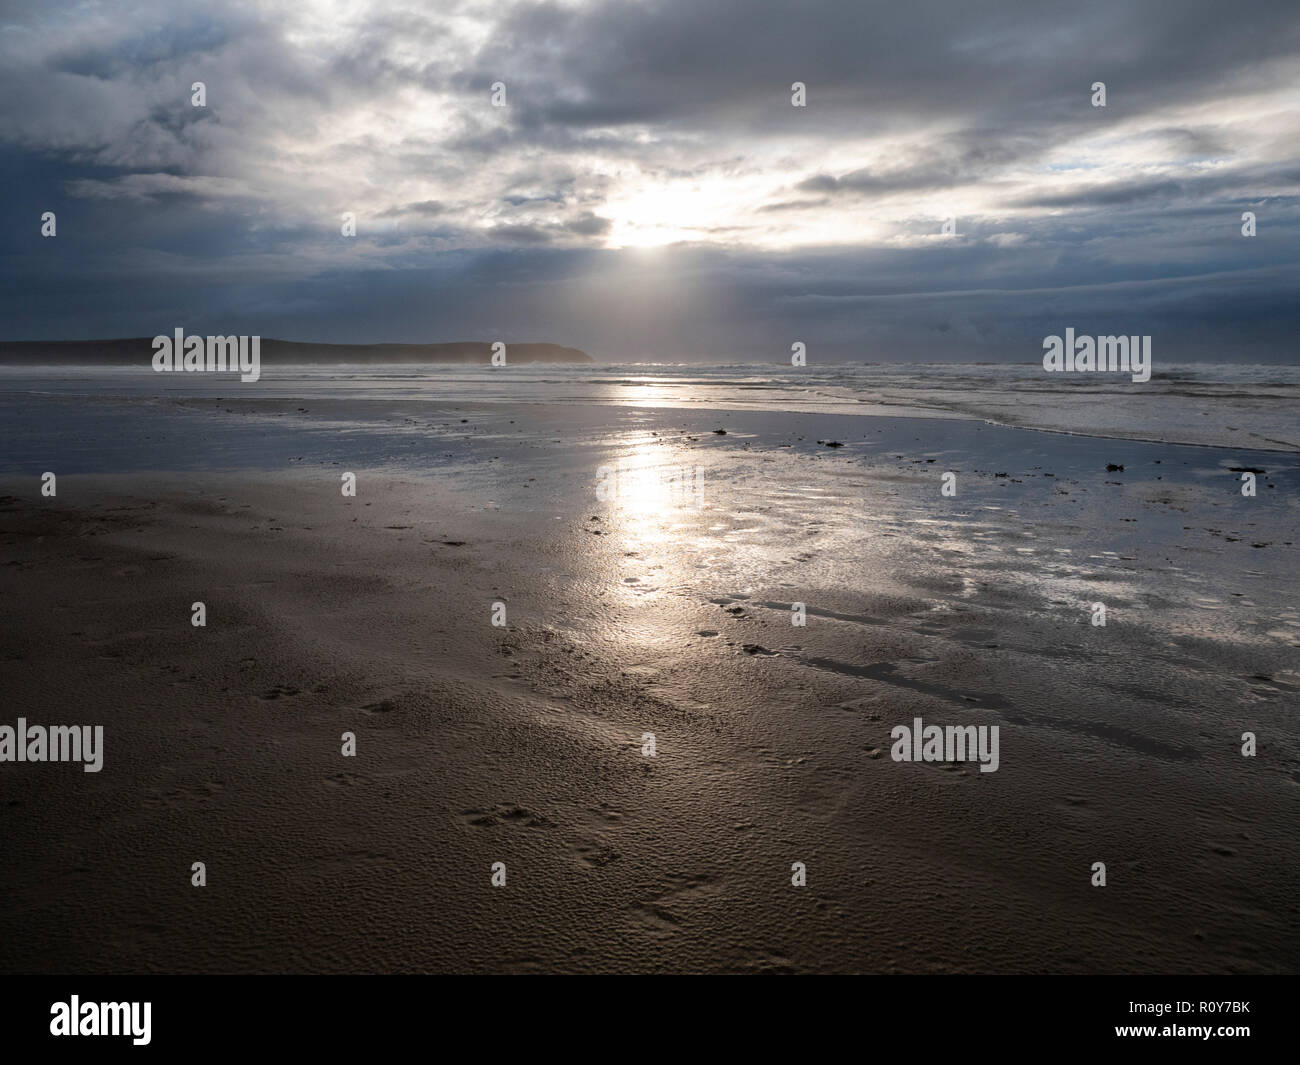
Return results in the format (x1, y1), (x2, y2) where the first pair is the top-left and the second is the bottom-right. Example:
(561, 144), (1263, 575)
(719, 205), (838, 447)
(1, 399), (1298, 973)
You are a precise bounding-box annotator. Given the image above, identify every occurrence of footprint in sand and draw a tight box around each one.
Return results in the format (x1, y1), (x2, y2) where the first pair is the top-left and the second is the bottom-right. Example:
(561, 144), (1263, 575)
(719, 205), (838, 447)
(459, 804), (555, 829)
(631, 872), (724, 932)
(574, 842), (622, 868)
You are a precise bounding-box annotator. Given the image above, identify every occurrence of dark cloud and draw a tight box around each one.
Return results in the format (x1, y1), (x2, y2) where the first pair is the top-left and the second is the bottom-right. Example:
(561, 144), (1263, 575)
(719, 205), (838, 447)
(564, 212), (612, 236)
(488, 224), (553, 244)
(1006, 163), (1300, 209)
(0, 0), (1296, 361)
(758, 198), (830, 212)
(379, 200), (447, 217)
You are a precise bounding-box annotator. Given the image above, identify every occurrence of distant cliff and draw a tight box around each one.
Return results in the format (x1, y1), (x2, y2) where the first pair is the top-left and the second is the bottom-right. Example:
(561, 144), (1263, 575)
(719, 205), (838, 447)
(0, 337), (594, 365)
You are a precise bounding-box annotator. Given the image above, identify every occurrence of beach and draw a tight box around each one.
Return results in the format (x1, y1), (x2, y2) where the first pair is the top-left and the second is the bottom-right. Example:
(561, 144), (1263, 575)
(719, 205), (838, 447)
(1, 377), (1298, 973)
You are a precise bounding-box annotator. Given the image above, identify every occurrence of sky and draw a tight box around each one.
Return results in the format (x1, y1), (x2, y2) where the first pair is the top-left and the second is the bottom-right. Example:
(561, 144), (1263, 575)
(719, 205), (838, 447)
(1, 0), (1298, 362)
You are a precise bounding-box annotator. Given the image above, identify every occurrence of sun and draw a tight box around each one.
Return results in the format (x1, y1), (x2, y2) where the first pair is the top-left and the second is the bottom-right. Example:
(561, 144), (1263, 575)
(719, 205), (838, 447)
(602, 173), (752, 248)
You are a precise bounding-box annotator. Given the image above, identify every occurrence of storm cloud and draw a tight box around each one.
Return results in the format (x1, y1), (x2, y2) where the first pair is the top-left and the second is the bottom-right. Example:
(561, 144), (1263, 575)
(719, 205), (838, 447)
(1, 0), (1297, 361)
